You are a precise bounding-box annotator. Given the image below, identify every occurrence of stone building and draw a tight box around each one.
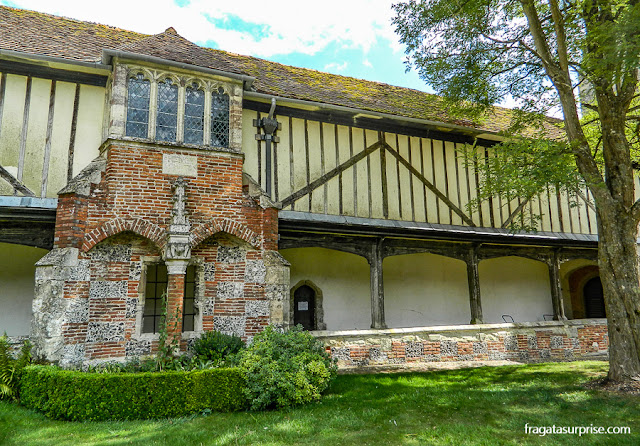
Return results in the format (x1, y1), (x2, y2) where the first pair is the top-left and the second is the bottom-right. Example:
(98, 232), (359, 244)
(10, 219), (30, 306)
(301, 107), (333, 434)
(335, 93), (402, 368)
(0, 6), (609, 368)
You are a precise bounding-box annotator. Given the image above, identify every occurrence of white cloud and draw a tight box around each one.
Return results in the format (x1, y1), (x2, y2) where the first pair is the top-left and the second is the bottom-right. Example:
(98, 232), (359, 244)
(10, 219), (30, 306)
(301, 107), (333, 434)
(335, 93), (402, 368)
(5, 0), (403, 58)
(363, 59), (373, 68)
(323, 62), (348, 73)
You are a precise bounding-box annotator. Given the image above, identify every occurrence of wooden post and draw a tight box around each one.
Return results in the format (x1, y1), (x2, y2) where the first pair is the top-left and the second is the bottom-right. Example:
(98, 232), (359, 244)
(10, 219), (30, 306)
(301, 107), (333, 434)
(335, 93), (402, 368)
(548, 249), (567, 321)
(368, 238), (387, 329)
(467, 244), (483, 324)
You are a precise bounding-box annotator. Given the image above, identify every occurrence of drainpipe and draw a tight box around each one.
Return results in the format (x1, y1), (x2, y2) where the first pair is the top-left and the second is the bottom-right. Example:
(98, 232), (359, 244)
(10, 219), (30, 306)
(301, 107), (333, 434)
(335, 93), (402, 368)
(254, 98), (280, 197)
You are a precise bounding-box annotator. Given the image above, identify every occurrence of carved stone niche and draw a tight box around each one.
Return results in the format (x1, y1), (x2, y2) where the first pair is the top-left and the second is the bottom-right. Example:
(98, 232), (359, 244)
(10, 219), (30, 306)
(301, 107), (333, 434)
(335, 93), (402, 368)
(164, 177), (192, 262)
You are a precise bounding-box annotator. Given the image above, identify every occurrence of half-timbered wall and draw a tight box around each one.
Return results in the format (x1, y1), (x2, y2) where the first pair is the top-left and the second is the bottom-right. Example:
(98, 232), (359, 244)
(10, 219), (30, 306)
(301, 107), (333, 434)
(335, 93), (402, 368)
(241, 108), (628, 235)
(0, 72), (105, 198)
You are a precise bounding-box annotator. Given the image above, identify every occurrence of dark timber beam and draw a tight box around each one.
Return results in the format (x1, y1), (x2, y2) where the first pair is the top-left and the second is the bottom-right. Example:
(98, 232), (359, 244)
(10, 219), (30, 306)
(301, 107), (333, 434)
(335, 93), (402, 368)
(548, 249), (567, 321)
(0, 164), (35, 196)
(278, 233), (372, 259)
(243, 99), (499, 147)
(0, 60), (108, 87)
(280, 139), (384, 208)
(368, 238), (387, 329)
(382, 142), (476, 227)
(467, 244), (483, 324)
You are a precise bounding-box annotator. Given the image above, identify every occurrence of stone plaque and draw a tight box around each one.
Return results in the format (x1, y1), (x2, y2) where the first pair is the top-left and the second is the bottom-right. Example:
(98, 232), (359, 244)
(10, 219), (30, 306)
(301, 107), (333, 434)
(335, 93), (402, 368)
(162, 154), (197, 177)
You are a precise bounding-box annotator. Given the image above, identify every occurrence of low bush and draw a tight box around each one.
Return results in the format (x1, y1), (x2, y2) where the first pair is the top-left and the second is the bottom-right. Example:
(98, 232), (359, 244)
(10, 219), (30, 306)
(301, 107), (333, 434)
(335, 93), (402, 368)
(238, 325), (337, 410)
(191, 330), (245, 365)
(20, 365), (247, 421)
(0, 335), (31, 401)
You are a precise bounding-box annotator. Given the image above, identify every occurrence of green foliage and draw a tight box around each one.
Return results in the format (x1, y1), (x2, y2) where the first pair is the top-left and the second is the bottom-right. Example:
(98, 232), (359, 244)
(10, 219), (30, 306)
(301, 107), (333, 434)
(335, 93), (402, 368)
(459, 138), (586, 231)
(191, 330), (245, 365)
(85, 355), (218, 374)
(392, 0), (640, 123)
(0, 335), (31, 401)
(238, 325), (337, 410)
(20, 365), (247, 421)
(154, 291), (181, 371)
(7, 362), (636, 446)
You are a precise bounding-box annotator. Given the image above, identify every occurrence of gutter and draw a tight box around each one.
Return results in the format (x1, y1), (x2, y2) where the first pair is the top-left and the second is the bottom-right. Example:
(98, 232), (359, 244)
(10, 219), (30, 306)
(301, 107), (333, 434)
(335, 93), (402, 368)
(244, 91), (503, 140)
(102, 49), (256, 90)
(0, 48), (112, 72)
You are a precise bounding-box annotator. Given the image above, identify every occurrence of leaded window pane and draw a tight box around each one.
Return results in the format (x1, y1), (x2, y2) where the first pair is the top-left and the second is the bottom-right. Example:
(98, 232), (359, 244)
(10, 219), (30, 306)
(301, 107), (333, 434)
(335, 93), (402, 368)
(184, 84), (205, 145)
(126, 74), (150, 138)
(156, 79), (178, 142)
(210, 89), (229, 148)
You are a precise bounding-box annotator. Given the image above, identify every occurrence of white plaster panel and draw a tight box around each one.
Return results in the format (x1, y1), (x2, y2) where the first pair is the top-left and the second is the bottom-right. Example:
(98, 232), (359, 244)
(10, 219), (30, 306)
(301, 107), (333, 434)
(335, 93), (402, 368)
(281, 248), (371, 330)
(384, 253), (470, 327)
(479, 256), (553, 323)
(0, 242), (48, 336)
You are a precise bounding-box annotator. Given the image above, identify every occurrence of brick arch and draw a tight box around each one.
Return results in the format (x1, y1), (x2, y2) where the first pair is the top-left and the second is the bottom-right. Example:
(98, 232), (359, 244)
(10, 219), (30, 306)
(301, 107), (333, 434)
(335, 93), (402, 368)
(190, 218), (261, 249)
(82, 218), (167, 252)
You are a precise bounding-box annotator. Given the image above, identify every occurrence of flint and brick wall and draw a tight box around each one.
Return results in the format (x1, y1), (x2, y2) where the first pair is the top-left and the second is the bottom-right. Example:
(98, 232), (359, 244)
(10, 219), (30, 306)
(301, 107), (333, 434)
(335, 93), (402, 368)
(317, 319), (608, 368)
(33, 139), (289, 367)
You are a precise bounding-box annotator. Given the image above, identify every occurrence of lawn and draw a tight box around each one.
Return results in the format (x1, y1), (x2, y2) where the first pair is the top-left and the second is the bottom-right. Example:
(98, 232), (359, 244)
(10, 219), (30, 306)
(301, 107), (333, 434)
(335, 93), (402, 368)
(0, 361), (637, 445)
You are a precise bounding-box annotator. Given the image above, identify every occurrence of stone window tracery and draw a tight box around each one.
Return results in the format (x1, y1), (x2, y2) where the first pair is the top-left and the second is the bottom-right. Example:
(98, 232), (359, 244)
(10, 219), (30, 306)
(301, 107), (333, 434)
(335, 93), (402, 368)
(184, 83), (205, 145)
(122, 67), (232, 149)
(125, 73), (151, 138)
(155, 78), (179, 142)
(211, 88), (230, 148)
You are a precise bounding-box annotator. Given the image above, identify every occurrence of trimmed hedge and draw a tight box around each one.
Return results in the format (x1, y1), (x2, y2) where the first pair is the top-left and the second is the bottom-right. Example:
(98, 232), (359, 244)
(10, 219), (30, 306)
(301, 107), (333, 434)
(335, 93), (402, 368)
(20, 365), (247, 421)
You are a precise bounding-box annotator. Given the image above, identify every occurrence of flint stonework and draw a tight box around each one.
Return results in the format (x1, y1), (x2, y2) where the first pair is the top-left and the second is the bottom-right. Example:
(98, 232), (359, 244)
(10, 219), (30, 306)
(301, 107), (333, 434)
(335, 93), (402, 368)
(213, 316), (246, 337)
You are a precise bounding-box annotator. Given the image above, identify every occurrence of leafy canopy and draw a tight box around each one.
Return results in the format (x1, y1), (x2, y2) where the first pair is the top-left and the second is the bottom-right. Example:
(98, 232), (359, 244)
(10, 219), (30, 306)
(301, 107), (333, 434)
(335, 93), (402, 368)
(393, 0), (640, 229)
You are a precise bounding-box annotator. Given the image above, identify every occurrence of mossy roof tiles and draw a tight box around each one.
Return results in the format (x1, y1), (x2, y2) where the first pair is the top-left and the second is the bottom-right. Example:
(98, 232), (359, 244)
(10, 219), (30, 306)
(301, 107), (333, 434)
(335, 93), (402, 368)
(0, 5), (563, 138)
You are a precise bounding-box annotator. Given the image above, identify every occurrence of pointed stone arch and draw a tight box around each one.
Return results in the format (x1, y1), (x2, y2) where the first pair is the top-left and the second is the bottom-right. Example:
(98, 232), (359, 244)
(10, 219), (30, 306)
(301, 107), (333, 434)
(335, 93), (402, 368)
(290, 279), (326, 331)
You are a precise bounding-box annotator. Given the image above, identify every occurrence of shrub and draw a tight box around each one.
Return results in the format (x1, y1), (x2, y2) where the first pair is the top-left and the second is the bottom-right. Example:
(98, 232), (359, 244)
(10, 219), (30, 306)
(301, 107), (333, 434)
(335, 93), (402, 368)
(0, 335), (31, 400)
(191, 330), (245, 365)
(86, 355), (218, 374)
(238, 325), (337, 410)
(20, 365), (247, 421)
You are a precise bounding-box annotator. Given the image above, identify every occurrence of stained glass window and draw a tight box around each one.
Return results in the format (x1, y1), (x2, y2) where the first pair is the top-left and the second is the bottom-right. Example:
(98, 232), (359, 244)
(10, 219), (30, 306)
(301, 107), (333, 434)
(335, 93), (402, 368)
(210, 88), (229, 148)
(156, 78), (178, 142)
(142, 263), (168, 334)
(125, 74), (150, 138)
(184, 84), (205, 145)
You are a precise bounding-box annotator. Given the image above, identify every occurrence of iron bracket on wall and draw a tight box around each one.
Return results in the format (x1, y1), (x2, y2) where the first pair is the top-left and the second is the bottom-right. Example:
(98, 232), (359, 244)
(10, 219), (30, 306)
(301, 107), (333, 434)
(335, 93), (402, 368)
(253, 98), (281, 197)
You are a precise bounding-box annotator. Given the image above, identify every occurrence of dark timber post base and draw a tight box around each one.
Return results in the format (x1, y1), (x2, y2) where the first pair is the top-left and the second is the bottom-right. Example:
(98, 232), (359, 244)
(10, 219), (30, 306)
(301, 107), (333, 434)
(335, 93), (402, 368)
(548, 249), (567, 321)
(368, 238), (387, 329)
(467, 244), (483, 324)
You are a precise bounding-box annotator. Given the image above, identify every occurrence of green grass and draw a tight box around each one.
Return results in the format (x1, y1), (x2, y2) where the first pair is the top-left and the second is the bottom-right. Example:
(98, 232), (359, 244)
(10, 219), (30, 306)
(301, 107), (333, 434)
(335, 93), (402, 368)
(0, 361), (637, 445)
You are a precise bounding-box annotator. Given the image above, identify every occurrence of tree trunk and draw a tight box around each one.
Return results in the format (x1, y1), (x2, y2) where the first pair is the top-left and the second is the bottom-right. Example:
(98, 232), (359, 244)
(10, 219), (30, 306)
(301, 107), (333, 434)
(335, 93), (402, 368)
(597, 209), (640, 382)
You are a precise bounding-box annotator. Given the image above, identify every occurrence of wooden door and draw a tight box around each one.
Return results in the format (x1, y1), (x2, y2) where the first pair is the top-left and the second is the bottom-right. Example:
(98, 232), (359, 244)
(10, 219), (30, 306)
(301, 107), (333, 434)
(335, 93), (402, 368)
(294, 285), (315, 330)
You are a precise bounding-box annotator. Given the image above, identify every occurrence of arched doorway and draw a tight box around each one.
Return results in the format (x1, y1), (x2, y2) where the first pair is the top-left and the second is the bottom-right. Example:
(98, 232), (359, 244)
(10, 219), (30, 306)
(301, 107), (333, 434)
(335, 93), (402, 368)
(294, 285), (316, 330)
(584, 277), (606, 318)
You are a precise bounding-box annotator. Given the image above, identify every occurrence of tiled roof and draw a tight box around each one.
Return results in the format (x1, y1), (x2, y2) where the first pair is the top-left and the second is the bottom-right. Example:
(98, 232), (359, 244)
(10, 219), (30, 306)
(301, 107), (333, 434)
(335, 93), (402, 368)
(0, 6), (563, 138)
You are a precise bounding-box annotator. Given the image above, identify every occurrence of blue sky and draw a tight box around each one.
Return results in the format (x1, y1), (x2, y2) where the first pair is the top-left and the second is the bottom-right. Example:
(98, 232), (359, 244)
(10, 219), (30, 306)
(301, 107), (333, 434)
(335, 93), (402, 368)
(1, 0), (433, 93)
